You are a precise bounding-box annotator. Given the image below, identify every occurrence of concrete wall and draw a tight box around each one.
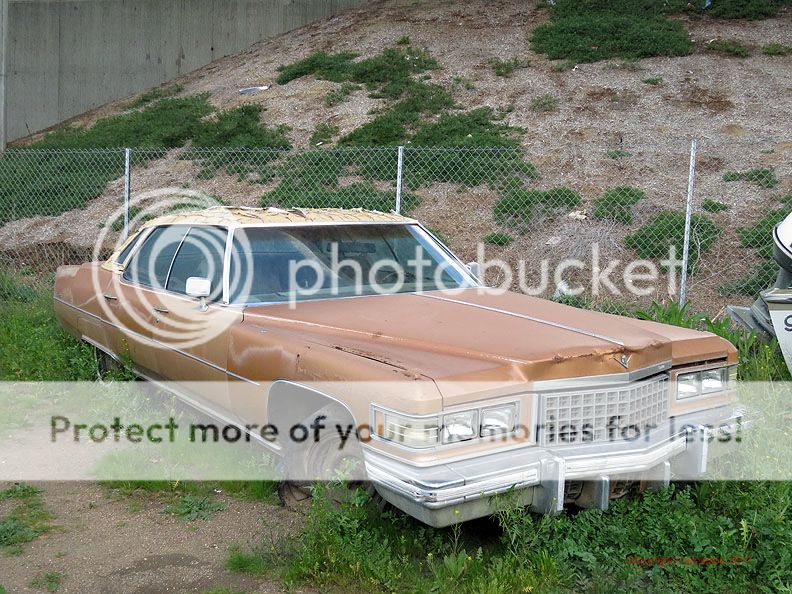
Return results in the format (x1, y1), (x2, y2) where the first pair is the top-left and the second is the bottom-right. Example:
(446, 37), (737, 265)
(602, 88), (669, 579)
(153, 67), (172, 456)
(0, 0), (368, 149)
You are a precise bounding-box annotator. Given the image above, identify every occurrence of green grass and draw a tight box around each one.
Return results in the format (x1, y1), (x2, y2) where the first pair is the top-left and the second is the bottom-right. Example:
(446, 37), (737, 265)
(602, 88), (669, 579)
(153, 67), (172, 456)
(163, 494), (226, 522)
(30, 572), (63, 593)
(723, 167), (779, 188)
(762, 42), (792, 56)
(494, 186), (582, 230)
(483, 232), (514, 246)
(0, 483), (51, 552)
(324, 82), (361, 107)
(490, 57), (530, 77)
(642, 76), (664, 85)
(0, 284), (95, 381)
(592, 186), (645, 224)
(625, 210), (720, 271)
(309, 123), (340, 147)
(128, 83), (184, 109)
(276, 51), (359, 85)
(702, 198), (730, 213)
(530, 95), (558, 112)
(531, 0), (692, 64)
(706, 39), (752, 57)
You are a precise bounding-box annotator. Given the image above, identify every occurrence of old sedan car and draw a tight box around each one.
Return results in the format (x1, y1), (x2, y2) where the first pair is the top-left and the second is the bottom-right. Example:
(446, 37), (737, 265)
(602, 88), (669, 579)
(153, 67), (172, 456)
(54, 206), (742, 527)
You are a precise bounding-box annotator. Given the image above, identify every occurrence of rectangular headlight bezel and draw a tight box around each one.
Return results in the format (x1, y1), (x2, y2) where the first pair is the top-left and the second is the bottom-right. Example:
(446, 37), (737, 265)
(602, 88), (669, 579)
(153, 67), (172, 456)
(674, 364), (735, 401)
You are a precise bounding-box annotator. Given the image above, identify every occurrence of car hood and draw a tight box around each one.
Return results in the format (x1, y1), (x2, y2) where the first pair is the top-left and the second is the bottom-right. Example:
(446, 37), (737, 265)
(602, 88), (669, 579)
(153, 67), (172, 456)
(243, 289), (735, 402)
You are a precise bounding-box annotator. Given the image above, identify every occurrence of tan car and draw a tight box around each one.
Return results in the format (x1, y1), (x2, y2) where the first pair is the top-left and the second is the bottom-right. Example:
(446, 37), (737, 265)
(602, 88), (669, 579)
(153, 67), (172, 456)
(54, 207), (742, 527)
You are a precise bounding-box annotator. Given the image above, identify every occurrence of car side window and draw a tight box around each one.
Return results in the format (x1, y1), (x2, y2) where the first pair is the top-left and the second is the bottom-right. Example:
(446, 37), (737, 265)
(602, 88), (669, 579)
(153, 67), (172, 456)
(166, 226), (227, 301)
(115, 229), (148, 266)
(123, 225), (189, 289)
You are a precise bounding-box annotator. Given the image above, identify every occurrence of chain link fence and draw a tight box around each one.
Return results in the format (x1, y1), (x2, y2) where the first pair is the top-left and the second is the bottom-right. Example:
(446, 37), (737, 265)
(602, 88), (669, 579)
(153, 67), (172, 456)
(0, 141), (788, 316)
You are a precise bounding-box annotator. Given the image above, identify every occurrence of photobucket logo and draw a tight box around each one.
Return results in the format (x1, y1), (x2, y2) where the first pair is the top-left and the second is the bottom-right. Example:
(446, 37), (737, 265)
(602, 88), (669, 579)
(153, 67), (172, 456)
(90, 189), (254, 351)
(284, 242), (684, 306)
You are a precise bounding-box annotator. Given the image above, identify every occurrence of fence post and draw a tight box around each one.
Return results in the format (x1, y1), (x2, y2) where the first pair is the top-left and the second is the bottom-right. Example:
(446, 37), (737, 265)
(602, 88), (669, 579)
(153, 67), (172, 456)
(123, 148), (131, 240)
(679, 139), (697, 306)
(395, 145), (404, 214)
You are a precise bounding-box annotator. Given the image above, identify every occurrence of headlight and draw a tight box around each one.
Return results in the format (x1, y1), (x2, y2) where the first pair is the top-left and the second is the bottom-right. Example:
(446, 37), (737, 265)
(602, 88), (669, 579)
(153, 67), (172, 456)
(442, 410), (478, 443)
(378, 410), (438, 448)
(373, 400), (519, 448)
(480, 404), (517, 436)
(675, 365), (734, 400)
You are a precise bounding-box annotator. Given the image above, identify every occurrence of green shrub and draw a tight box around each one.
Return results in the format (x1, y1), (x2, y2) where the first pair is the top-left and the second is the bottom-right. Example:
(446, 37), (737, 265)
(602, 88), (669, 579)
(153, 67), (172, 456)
(494, 186), (582, 229)
(592, 186), (645, 223)
(702, 198), (730, 213)
(484, 232), (514, 246)
(625, 211), (720, 270)
(490, 57), (530, 77)
(642, 76), (664, 85)
(396, 35), (411, 45)
(762, 42), (792, 56)
(706, 39), (752, 57)
(531, 12), (692, 63)
(324, 82), (360, 107)
(530, 95), (558, 111)
(723, 167), (779, 188)
(707, 0), (780, 20)
(276, 51), (358, 84)
(722, 195), (792, 296)
(309, 123), (340, 147)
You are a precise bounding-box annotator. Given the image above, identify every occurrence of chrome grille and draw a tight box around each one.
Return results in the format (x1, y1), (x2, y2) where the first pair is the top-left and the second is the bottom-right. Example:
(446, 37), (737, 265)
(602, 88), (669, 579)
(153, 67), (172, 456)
(539, 374), (669, 445)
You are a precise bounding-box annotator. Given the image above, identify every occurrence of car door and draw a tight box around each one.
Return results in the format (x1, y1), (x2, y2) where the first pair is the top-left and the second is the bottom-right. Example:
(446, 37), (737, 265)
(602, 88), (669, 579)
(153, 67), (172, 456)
(147, 225), (242, 415)
(103, 225), (190, 375)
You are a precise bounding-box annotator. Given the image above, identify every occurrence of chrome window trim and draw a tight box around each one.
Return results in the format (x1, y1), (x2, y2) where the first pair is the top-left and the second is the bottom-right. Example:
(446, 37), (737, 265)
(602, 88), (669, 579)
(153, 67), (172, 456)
(114, 227), (153, 268)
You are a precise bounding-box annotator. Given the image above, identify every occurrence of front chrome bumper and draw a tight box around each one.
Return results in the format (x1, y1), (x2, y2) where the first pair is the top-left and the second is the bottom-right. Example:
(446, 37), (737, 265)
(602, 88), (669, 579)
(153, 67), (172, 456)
(365, 404), (744, 527)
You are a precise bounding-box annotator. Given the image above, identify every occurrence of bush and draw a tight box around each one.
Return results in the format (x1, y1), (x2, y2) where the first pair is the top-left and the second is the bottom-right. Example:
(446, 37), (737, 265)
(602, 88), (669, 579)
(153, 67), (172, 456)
(275, 51), (358, 84)
(530, 95), (558, 111)
(309, 123), (340, 147)
(706, 39), (752, 57)
(762, 42), (792, 56)
(702, 198), (730, 213)
(723, 167), (779, 188)
(483, 232), (514, 246)
(494, 186), (582, 229)
(592, 186), (645, 223)
(625, 211), (720, 270)
(531, 13), (692, 63)
(707, 0), (780, 19)
(490, 57), (530, 77)
(642, 76), (664, 85)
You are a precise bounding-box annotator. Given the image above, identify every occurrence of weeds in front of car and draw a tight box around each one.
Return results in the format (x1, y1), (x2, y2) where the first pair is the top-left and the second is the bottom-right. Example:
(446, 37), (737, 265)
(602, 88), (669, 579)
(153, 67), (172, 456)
(0, 484), (51, 553)
(164, 494), (226, 522)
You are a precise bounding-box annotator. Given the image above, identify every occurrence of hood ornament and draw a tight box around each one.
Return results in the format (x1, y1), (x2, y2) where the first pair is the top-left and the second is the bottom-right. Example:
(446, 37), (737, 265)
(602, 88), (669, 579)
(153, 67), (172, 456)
(617, 353), (632, 369)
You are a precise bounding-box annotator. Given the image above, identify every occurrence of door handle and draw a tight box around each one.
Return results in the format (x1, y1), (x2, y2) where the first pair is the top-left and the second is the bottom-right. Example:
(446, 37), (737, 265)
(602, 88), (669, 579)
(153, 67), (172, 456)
(103, 294), (118, 301)
(153, 306), (170, 314)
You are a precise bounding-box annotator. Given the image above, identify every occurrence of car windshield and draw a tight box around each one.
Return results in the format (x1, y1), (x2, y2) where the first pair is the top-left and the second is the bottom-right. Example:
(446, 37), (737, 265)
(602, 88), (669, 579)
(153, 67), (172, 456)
(228, 223), (476, 304)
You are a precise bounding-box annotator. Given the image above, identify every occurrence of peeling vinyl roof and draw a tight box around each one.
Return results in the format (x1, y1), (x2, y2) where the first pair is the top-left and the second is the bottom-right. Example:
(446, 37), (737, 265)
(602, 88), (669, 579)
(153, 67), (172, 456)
(141, 206), (416, 228)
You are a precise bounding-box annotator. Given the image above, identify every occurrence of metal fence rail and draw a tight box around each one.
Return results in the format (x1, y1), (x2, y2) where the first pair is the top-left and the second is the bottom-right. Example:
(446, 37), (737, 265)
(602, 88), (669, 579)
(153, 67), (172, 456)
(0, 141), (788, 316)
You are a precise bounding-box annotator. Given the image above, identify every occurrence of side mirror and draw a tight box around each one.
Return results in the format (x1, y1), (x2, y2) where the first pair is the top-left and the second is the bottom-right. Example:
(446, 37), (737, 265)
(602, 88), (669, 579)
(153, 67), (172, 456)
(186, 277), (211, 311)
(466, 262), (481, 281)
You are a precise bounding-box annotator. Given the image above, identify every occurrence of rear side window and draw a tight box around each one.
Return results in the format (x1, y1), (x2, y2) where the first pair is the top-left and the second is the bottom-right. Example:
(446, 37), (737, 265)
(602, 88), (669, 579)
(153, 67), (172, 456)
(123, 226), (188, 289)
(167, 226), (227, 301)
(115, 230), (148, 266)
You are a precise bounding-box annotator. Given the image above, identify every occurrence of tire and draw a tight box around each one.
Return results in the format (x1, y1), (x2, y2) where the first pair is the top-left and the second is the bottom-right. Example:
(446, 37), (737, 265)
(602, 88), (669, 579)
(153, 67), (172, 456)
(278, 405), (386, 512)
